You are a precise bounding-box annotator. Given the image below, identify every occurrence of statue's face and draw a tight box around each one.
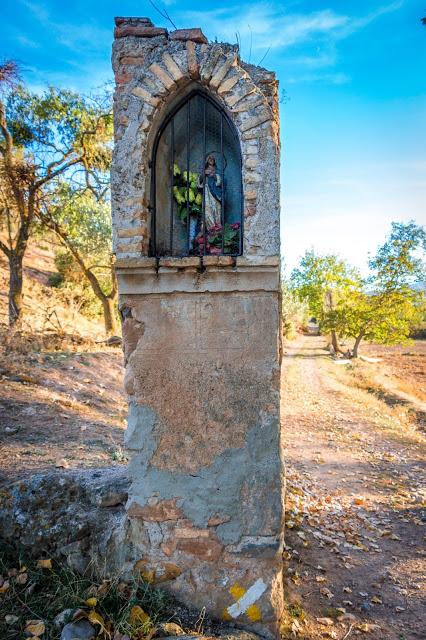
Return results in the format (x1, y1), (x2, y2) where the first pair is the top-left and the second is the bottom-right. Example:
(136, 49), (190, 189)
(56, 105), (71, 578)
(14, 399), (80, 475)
(207, 156), (215, 167)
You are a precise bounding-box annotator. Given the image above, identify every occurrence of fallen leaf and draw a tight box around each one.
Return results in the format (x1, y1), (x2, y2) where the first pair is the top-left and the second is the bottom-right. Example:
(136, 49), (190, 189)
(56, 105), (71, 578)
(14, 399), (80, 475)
(320, 587), (334, 599)
(316, 617), (334, 626)
(0, 580), (10, 593)
(5, 614), (19, 624)
(16, 572), (28, 584)
(25, 620), (45, 636)
(129, 605), (150, 627)
(343, 586), (352, 593)
(371, 596), (382, 604)
(357, 623), (381, 633)
(85, 597), (98, 607)
(36, 559), (52, 570)
(316, 575), (327, 583)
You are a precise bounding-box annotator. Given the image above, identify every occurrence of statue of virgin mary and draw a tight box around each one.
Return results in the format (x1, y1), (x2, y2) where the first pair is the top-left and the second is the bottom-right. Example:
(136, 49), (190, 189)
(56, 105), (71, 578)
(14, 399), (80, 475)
(198, 154), (222, 229)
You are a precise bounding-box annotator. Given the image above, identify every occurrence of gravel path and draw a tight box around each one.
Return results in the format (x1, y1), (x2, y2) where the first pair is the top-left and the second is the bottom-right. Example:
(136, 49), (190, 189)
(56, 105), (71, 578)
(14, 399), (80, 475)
(281, 335), (425, 640)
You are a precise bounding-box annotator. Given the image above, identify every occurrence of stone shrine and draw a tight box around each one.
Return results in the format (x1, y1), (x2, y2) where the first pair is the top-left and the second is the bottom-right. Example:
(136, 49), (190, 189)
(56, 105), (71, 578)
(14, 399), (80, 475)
(111, 17), (284, 638)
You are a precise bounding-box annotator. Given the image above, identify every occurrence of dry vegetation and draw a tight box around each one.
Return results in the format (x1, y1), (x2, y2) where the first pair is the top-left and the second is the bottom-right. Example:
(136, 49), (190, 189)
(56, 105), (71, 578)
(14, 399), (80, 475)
(0, 240), (105, 337)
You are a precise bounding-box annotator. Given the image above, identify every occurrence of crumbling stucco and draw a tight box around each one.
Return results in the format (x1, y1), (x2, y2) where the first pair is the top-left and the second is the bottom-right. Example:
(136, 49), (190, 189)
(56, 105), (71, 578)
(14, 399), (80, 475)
(111, 17), (284, 639)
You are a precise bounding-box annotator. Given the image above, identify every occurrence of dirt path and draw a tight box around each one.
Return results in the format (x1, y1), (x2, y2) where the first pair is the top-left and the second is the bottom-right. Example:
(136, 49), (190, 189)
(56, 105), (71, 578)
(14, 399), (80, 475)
(281, 335), (426, 640)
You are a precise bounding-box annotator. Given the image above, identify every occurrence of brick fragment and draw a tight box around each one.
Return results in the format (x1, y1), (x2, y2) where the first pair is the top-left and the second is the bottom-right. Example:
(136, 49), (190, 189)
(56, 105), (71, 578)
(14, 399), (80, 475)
(120, 56), (146, 66)
(200, 48), (223, 84)
(186, 41), (199, 79)
(128, 499), (183, 521)
(162, 52), (185, 83)
(115, 72), (132, 84)
(149, 63), (176, 90)
(177, 538), (223, 562)
(117, 226), (146, 238)
(131, 85), (160, 106)
(217, 72), (244, 94)
(114, 25), (167, 38)
(209, 54), (238, 90)
(115, 17), (153, 26)
(170, 28), (208, 44)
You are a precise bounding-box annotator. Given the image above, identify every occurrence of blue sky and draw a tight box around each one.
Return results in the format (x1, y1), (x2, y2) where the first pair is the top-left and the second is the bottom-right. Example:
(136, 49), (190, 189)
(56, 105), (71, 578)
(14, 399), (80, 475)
(2, 0), (426, 272)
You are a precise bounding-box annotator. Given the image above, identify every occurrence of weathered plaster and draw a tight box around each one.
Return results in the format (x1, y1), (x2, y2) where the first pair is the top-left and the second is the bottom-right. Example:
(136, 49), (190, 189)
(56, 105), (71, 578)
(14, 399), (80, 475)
(111, 17), (284, 639)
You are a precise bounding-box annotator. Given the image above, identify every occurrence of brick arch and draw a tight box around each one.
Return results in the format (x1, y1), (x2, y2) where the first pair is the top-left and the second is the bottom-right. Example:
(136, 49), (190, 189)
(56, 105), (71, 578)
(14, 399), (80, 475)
(112, 35), (279, 259)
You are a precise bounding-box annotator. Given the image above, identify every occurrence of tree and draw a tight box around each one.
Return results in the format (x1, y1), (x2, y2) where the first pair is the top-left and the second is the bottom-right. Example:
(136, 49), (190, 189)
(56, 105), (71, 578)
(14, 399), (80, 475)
(290, 250), (361, 352)
(333, 222), (426, 357)
(38, 185), (118, 335)
(281, 279), (308, 338)
(0, 61), (112, 327)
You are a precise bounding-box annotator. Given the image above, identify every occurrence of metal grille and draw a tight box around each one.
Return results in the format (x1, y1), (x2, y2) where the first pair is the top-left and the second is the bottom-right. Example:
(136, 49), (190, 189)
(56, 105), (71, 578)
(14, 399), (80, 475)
(150, 90), (243, 257)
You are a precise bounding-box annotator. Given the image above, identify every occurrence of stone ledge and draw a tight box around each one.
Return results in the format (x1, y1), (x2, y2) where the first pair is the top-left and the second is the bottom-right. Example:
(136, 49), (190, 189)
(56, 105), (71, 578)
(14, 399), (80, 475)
(115, 255), (280, 270)
(116, 265), (280, 295)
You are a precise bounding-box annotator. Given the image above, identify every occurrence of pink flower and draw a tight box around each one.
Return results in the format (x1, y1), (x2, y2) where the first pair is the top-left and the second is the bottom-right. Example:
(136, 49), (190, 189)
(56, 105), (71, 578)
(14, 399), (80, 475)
(209, 224), (223, 232)
(209, 247), (221, 255)
(230, 222), (240, 230)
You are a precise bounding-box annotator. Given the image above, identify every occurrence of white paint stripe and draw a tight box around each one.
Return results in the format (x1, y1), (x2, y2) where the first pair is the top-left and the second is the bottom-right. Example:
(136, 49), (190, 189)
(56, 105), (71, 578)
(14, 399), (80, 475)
(227, 579), (267, 618)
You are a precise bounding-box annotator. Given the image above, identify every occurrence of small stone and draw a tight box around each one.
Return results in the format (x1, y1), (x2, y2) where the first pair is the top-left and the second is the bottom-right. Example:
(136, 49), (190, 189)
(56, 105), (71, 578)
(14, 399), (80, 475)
(5, 426), (19, 435)
(170, 28), (207, 44)
(316, 617), (334, 626)
(155, 622), (185, 637)
(60, 619), (96, 640)
(5, 614), (19, 624)
(245, 156), (260, 169)
(53, 609), (75, 629)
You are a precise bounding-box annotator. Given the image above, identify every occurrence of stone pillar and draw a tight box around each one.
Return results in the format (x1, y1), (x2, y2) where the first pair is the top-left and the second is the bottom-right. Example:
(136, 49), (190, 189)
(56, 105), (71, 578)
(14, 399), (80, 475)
(111, 17), (284, 638)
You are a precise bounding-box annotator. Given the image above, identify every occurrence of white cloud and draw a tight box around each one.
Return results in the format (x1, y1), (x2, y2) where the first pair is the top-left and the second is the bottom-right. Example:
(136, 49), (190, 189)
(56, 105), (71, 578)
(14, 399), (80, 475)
(181, 1), (404, 68)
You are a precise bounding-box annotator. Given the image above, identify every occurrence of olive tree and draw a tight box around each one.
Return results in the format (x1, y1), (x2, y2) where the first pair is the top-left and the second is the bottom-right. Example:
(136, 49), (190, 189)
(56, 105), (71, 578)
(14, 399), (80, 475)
(0, 61), (112, 326)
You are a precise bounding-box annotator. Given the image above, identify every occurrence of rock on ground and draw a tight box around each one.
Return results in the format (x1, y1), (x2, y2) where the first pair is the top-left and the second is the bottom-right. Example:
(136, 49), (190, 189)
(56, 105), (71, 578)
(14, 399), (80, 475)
(0, 466), (129, 573)
(60, 619), (96, 640)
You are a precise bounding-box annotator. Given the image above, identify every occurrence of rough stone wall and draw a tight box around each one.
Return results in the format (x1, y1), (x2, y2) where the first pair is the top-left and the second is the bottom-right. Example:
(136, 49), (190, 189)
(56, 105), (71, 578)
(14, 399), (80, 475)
(111, 17), (280, 259)
(111, 18), (284, 639)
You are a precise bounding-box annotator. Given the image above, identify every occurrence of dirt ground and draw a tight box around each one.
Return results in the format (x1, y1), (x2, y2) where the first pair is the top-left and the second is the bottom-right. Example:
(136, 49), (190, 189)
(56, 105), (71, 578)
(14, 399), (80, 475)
(358, 341), (426, 405)
(282, 335), (425, 639)
(0, 334), (126, 485)
(0, 331), (425, 638)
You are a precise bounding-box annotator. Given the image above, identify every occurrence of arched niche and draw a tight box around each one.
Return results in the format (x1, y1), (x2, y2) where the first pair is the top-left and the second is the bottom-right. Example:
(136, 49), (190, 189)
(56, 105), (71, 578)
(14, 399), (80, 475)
(150, 89), (243, 257)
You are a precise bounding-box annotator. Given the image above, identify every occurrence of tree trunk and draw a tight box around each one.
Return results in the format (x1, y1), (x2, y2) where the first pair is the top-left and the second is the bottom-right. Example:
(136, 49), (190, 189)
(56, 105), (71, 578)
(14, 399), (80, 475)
(331, 330), (339, 353)
(101, 295), (118, 336)
(8, 252), (24, 327)
(352, 334), (363, 358)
